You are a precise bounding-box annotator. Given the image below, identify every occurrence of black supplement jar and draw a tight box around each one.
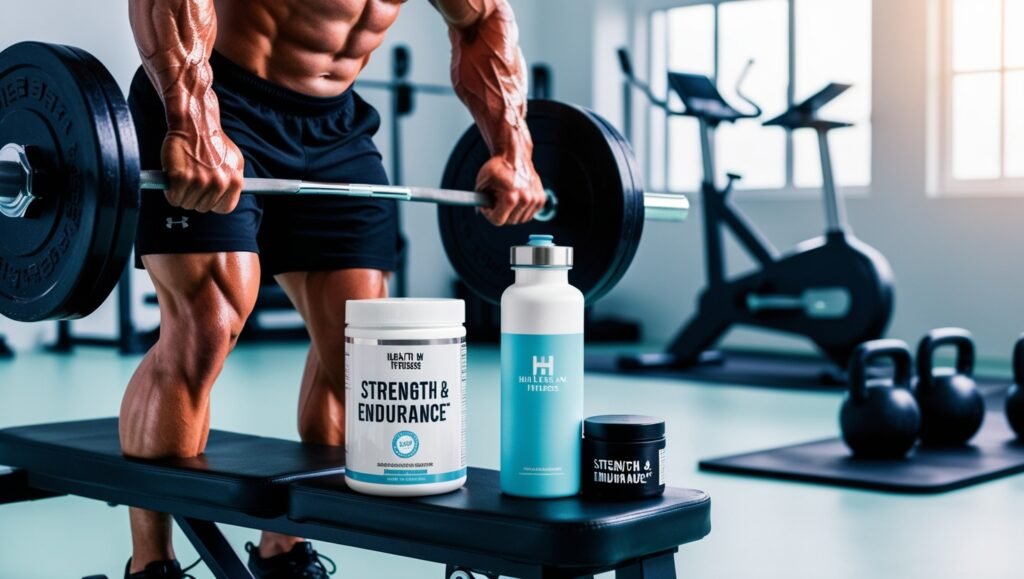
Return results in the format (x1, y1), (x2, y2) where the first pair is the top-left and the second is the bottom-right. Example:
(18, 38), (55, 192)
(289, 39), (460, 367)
(582, 415), (666, 500)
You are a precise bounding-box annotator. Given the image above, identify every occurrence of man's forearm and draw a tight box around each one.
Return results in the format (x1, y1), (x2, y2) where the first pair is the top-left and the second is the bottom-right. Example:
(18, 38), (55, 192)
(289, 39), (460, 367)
(447, 1), (532, 168)
(129, 0), (221, 137)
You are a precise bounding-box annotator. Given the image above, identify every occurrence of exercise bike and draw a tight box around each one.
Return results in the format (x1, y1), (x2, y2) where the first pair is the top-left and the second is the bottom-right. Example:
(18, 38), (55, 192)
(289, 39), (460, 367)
(617, 49), (894, 369)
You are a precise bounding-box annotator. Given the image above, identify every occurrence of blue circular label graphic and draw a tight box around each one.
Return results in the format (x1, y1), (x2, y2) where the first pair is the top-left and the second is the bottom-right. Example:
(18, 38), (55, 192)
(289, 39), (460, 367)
(392, 430), (419, 459)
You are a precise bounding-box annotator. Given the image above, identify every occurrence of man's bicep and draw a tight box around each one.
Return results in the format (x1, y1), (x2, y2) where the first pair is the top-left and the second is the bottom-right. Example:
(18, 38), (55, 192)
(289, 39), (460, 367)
(430, 0), (496, 29)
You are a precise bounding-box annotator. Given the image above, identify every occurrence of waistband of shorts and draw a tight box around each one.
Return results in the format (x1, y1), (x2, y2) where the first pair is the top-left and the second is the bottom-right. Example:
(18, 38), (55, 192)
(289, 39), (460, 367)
(209, 50), (352, 116)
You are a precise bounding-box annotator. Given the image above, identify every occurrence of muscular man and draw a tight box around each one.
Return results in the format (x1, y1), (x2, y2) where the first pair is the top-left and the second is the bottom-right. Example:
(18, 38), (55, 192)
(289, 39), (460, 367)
(121, 1), (545, 577)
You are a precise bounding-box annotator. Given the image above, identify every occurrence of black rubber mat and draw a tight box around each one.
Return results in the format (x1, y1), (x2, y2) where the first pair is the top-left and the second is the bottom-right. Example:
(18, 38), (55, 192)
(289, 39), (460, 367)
(586, 350), (1011, 397)
(698, 411), (1024, 493)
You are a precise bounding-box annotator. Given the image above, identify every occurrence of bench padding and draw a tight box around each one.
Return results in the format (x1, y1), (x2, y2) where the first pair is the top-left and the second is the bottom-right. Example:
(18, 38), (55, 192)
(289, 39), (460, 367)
(0, 419), (711, 569)
(0, 418), (345, 516)
(289, 469), (711, 568)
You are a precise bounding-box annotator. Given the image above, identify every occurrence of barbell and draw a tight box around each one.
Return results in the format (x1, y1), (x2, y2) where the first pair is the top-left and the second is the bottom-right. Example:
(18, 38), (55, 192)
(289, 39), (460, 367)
(2, 160), (687, 221)
(0, 41), (688, 322)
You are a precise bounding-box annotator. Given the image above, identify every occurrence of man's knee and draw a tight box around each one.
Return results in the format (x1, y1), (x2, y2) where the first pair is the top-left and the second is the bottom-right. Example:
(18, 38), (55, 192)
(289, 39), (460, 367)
(184, 304), (247, 352)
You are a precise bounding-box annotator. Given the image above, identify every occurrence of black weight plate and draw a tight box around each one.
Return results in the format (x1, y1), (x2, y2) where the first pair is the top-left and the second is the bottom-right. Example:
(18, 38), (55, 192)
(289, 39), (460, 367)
(62, 45), (139, 318)
(42, 44), (125, 320)
(438, 100), (643, 305)
(584, 109), (645, 302)
(0, 42), (122, 321)
(8, 43), (123, 321)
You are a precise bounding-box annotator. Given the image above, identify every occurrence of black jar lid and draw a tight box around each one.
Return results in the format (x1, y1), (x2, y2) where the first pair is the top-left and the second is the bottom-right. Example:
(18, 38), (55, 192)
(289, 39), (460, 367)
(584, 415), (665, 442)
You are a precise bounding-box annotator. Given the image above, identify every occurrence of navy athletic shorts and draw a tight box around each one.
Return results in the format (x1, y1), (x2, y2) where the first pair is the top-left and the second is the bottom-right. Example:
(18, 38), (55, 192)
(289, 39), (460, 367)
(128, 51), (402, 276)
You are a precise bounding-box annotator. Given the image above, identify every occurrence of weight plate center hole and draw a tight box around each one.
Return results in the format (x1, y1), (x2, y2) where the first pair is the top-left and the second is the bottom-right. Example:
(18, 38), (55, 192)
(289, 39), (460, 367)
(535, 187), (558, 222)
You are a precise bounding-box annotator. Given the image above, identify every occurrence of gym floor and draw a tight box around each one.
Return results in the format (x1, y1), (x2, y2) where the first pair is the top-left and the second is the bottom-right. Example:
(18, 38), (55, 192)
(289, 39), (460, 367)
(0, 344), (1020, 579)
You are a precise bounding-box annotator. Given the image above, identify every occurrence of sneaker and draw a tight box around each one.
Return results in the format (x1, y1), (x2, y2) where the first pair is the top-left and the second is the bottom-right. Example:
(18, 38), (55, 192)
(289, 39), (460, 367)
(246, 541), (336, 579)
(124, 558), (199, 579)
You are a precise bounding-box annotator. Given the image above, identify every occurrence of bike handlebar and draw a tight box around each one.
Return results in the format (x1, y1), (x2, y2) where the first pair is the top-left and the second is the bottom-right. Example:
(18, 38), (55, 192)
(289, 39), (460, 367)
(733, 59), (762, 118)
(617, 47), (761, 120)
(616, 48), (685, 115)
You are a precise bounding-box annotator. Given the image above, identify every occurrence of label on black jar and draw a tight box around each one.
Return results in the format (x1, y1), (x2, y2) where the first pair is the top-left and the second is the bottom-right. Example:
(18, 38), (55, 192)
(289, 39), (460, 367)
(592, 457), (657, 484)
(582, 440), (666, 500)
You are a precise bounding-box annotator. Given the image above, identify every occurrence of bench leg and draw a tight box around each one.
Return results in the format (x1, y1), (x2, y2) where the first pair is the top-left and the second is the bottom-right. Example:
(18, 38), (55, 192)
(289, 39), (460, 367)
(174, 516), (254, 579)
(614, 551), (677, 579)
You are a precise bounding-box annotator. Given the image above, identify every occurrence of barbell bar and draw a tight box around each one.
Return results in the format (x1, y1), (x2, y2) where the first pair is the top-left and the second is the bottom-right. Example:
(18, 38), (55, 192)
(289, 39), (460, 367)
(138, 171), (689, 221)
(0, 158), (688, 222)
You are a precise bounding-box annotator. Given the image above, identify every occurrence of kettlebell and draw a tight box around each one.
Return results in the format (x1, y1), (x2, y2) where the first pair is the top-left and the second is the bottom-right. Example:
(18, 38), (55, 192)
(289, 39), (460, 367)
(914, 328), (985, 446)
(1005, 334), (1024, 438)
(840, 340), (921, 459)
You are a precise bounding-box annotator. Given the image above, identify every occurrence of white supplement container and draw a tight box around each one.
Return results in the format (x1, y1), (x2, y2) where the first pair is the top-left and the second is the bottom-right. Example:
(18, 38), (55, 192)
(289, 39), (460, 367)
(345, 298), (467, 497)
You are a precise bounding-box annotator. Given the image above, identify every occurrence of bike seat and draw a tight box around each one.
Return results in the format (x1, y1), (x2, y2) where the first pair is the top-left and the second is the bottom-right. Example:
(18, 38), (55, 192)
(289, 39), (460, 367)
(668, 73), (750, 123)
(763, 83), (855, 131)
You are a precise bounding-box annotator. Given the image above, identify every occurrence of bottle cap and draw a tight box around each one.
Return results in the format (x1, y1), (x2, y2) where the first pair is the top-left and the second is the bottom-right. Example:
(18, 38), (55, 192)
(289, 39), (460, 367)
(584, 415), (666, 442)
(510, 234), (573, 268)
(346, 298), (465, 327)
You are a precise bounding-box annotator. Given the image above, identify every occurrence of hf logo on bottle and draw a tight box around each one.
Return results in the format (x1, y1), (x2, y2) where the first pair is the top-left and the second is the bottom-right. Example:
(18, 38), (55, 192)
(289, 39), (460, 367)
(519, 353), (565, 392)
(532, 356), (554, 376)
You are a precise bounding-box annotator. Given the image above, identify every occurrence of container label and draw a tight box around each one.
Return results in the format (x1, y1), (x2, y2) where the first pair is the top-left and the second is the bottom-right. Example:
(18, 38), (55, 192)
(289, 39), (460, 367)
(582, 439), (666, 498)
(659, 447), (666, 486)
(500, 332), (584, 497)
(591, 457), (656, 485)
(345, 337), (466, 485)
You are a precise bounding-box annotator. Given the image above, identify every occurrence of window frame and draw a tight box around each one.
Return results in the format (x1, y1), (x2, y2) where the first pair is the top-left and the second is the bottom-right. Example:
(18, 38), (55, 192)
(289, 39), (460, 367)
(932, 0), (1024, 197)
(645, 0), (873, 199)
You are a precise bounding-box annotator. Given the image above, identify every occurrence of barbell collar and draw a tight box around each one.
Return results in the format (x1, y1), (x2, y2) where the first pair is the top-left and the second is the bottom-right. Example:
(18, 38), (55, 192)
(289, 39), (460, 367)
(0, 158), (22, 197)
(0, 145), (35, 218)
(642, 192), (689, 222)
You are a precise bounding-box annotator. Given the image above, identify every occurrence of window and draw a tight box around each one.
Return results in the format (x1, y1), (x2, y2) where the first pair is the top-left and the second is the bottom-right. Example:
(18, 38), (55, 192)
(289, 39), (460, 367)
(646, 0), (872, 193)
(932, 0), (1024, 193)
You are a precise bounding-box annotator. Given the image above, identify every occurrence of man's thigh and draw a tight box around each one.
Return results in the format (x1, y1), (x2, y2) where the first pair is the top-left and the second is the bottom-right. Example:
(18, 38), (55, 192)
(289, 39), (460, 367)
(275, 269), (388, 341)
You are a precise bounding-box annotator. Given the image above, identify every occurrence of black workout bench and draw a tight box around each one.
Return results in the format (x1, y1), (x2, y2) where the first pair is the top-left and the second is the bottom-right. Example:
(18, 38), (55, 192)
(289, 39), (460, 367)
(0, 419), (711, 578)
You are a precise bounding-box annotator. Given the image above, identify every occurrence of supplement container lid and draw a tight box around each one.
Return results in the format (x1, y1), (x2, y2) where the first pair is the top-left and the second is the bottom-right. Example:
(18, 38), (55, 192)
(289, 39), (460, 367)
(510, 234), (573, 268)
(584, 415), (665, 442)
(346, 298), (465, 327)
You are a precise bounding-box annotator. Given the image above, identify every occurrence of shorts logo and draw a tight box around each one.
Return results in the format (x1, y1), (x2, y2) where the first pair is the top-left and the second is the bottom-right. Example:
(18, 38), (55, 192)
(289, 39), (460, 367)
(392, 430), (419, 459)
(166, 217), (190, 230)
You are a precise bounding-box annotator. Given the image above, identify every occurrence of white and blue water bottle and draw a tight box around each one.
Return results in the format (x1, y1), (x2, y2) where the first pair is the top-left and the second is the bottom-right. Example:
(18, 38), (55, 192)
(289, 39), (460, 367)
(500, 234), (585, 498)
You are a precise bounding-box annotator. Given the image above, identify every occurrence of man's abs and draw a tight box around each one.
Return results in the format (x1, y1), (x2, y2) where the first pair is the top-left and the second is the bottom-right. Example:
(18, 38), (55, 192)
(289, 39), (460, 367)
(213, 0), (406, 97)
